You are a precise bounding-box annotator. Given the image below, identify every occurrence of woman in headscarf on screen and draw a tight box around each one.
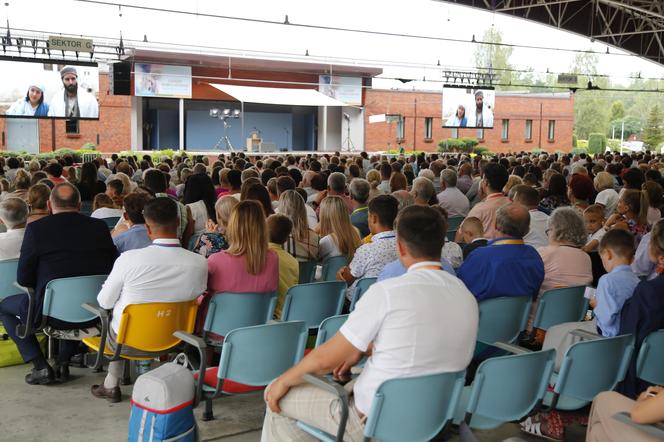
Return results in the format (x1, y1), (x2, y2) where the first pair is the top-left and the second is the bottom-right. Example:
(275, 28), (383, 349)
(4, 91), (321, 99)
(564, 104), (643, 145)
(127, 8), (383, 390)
(6, 83), (49, 117)
(445, 104), (467, 127)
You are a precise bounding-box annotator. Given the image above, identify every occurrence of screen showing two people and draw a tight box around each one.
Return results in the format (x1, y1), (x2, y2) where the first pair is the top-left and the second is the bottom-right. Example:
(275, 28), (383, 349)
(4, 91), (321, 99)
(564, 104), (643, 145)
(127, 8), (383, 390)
(442, 87), (495, 129)
(0, 60), (99, 119)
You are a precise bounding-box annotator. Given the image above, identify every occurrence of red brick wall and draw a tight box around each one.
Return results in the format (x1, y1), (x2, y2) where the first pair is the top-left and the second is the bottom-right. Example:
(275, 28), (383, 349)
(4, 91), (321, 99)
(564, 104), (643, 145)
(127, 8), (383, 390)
(364, 89), (575, 154)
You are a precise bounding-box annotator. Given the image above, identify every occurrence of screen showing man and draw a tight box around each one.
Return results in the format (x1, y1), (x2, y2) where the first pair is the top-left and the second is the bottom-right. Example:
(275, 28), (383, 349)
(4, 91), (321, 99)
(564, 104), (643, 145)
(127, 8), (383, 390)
(442, 86), (495, 129)
(48, 66), (99, 118)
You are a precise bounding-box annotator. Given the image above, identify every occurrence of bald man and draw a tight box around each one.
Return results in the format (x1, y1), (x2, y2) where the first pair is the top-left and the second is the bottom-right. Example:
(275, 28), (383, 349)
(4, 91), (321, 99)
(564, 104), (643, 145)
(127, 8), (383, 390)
(456, 203), (544, 302)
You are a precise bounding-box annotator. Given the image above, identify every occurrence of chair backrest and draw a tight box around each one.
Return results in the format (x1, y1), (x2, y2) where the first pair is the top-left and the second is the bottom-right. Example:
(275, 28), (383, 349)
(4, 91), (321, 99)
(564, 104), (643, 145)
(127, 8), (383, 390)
(117, 300), (198, 353)
(217, 321), (307, 389)
(281, 281), (346, 329)
(187, 234), (200, 252)
(555, 334), (634, 403)
(298, 260), (317, 284)
(315, 314), (348, 347)
(0, 258), (19, 301)
(532, 286), (588, 331)
(102, 216), (120, 229)
(204, 292), (277, 338)
(477, 296), (532, 345)
(636, 329), (664, 385)
(349, 277), (377, 312)
(364, 370), (466, 442)
(446, 216), (465, 241)
(463, 349), (555, 429)
(43, 275), (108, 324)
(80, 200), (94, 216)
(320, 256), (347, 282)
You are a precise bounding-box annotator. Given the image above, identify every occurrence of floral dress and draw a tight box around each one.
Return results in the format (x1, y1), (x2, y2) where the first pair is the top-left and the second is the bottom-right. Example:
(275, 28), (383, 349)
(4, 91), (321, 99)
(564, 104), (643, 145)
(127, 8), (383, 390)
(193, 233), (229, 258)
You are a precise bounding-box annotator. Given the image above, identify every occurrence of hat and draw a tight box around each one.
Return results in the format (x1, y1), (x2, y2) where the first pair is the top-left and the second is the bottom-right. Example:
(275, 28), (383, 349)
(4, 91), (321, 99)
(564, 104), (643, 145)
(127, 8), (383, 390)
(28, 83), (46, 93)
(60, 66), (78, 78)
(475, 90), (484, 97)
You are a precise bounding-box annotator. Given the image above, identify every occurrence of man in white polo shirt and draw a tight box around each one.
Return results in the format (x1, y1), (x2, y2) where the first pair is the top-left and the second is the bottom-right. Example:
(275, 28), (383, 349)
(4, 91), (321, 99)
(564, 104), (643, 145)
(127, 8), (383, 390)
(261, 205), (479, 441)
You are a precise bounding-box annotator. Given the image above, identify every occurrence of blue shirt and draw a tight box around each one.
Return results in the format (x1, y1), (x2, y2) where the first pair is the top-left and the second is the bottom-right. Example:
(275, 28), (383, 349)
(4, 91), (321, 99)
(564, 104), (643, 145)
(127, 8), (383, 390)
(113, 224), (152, 254)
(350, 206), (370, 238)
(456, 237), (544, 302)
(377, 257), (456, 282)
(631, 232), (657, 281)
(594, 265), (640, 337)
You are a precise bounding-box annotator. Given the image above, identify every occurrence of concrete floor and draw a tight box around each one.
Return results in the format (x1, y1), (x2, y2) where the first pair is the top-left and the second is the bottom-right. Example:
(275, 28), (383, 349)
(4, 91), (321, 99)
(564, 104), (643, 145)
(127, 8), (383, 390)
(0, 363), (586, 442)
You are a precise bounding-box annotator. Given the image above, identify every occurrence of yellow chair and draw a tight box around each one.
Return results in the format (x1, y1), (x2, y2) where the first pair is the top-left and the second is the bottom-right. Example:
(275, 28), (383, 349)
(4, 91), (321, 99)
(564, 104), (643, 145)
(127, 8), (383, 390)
(82, 300), (198, 370)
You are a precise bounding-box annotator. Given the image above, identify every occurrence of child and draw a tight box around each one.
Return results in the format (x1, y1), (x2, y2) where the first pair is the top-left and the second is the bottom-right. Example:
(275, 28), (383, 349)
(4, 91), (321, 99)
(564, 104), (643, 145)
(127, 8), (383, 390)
(458, 216), (488, 259)
(605, 189), (649, 245)
(582, 204), (606, 253)
(267, 214), (299, 319)
(90, 193), (123, 220)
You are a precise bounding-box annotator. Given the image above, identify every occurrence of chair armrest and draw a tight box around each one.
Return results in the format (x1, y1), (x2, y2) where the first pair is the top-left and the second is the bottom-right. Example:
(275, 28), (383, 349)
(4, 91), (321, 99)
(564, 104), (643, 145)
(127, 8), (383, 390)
(493, 341), (533, 355)
(302, 374), (349, 442)
(16, 285), (37, 339)
(613, 412), (664, 438)
(81, 302), (108, 318)
(570, 329), (603, 341)
(81, 303), (111, 371)
(174, 331), (206, 350)
(174, 331), (207, 408)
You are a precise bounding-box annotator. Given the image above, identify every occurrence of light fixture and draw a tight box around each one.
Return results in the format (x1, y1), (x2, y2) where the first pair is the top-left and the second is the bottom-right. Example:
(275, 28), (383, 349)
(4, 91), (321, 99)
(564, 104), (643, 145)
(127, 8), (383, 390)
(232, 109), (241, 117)
(209, 108), (221, 118)
(222, 108), (231, 116)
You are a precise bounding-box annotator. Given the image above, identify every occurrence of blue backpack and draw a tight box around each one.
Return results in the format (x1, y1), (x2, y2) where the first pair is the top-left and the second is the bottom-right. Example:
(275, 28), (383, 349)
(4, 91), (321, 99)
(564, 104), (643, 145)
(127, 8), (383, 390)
(128, 355), (198, 442)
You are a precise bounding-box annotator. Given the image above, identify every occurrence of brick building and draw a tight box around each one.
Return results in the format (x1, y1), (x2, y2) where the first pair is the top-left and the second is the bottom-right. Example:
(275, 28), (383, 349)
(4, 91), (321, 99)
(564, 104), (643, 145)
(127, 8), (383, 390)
(364, 89), (575, 154)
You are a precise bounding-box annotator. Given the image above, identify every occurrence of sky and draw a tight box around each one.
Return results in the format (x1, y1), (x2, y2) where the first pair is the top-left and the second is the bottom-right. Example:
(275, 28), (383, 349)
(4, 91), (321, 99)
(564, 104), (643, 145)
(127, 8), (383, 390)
(3, 0), (664, 92)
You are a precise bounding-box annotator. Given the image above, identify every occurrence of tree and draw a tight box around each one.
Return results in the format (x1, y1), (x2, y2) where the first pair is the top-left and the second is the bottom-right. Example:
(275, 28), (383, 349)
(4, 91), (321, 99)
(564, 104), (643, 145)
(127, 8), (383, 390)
(610, 101), (625, 121)
(473, 28), (519, 89)
(643, 104), (664, 149)
(569, 52), (611, 138)
(608, 115), (642, 139)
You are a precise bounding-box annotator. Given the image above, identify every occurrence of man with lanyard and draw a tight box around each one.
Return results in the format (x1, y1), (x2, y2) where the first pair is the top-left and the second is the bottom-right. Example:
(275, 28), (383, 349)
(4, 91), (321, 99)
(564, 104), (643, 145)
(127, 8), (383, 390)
(349, 178), (370, 237)
(463, 162), (511, 240)
(457, 203), (544, 302)
(47, 66), (99, 118)
(261, 205), (478, 441)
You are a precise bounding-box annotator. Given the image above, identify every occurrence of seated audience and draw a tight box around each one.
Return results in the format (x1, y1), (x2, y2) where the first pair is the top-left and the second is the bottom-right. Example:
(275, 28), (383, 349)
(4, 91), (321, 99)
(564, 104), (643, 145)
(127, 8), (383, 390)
(437, 169), (470, 217)
(377, 162), (391, 194)
(568, 173), (594, 213)
(267, 214), (299, 319)
(538, 173), (570, 215)
(366, 169), (383, 201)
(315, 172), (353, 215)
(349, 178), (370, 237)
(111, 193), (152, 253)
(582, 204), (607, 253)
(458, 216), (489, 259)
(410, 176), (435, 206)
(105, 179), (124, 207)
(92, 197), (207, 402)
(193, 195), (238, 258)
(144, 169), (194, 246)
(606, 189), (649, 245)
(261, 205), (479, 440)
(632, 231), (657, 280)
(512, 184), (549, 249)
(0, 197), (28, 260)
(183, 172), (217, 236)
(318, 196), (362, 262)
(7, 169), (30, 201)
(90, 193), (123, 219)
(643, 181), (663, 226)
(278, 190), (319, 261)
(76, 162), (106, 202)
(26, 183), (51, 224)
(466, 163), (510, 239)
(594, 171), (619, 219)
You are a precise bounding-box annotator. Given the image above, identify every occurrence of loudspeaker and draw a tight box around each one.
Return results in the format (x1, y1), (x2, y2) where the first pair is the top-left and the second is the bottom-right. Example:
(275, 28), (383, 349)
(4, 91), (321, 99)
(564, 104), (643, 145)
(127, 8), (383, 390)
(109, 61), (131, 95)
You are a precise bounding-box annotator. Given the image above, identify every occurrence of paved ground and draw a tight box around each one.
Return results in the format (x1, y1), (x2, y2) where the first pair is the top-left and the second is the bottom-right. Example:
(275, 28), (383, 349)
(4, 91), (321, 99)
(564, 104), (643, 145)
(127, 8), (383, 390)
(0, 363), (586, 441)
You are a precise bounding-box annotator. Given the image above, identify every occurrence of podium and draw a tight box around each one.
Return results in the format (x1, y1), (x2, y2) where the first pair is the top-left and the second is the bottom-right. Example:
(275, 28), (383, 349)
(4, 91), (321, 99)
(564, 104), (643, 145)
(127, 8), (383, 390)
(246, 133), (262, 152)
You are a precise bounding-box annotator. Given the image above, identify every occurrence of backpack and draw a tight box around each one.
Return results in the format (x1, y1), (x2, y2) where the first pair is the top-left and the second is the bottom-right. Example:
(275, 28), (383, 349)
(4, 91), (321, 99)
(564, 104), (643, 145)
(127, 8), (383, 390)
(128, 354), (198, 442)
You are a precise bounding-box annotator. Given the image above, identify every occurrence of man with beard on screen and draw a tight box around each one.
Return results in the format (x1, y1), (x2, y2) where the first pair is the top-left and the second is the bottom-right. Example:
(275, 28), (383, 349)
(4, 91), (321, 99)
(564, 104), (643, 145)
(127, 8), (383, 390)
(468, 90), (493, 128)
(48, 66), (99, 118)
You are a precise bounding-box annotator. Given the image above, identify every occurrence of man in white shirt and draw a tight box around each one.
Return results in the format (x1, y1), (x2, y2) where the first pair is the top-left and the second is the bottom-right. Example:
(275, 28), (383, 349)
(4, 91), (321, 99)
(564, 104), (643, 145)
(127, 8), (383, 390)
(261, 205), (478, 441)
(91, 197), (207, 402)
(0, 197), (28, 260)
(437, 169), (470, 217)
(512, 185), (549, 249)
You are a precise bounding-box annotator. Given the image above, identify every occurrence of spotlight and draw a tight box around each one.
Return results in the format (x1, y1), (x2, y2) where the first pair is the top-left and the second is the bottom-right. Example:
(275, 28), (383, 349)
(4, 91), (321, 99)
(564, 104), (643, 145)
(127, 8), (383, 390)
(222, 108), (231, 116)
(209, 108), (221, 118)
(232, 109), (241, 117)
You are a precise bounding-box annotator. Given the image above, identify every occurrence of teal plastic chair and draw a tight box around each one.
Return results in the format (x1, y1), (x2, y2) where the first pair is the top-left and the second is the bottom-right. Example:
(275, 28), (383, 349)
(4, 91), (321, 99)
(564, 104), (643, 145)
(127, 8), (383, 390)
(544, 332), (634, 411)
(297, 370), (466, 442)
(636, 329), (664, 385)
(477, 296), (532, 345)
(102, 216), (120, 229)
(281, 281), (346, 330)
(176, 320), (308, 421)
(446, 216), (465, 241)
(453, 349), (555, 430)
(0, 258), (19, 301)
(532, 286), (588, 331)
(298, 260), (317, 284)
(321, 256), (347, 282)
(80, 200), (93, 216)
(315, 314), (348, 347)
(349, 277), (377, 312)
(203, 292), (277, 342)
(187, 234), (200, 251)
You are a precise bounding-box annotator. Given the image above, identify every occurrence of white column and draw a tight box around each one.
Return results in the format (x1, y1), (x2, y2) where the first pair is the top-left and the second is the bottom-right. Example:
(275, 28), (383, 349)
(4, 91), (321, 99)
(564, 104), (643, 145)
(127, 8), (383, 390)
(178, 98), (185, 151)
(241, 101), (245, 151)
(130, 96), (143, 150)
(323, 106), (328, 151)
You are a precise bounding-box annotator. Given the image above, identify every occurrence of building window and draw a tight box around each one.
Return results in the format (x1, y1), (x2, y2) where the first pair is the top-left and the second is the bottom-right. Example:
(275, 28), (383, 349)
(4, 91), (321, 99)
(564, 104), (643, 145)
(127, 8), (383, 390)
(525, 119), (533, 140)
(424, 117), (433, 139)
(548, 120), (556, 141)
(501, 119), (509, 141)
(65, 119), (79, 135)
(476, 128), (484, 141)
(397, 116), (406, 141)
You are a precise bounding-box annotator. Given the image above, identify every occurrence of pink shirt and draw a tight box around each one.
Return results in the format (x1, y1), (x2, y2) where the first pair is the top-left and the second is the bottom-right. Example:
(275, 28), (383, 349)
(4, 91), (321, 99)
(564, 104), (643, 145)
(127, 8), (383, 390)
(537, 245), (593, 295)
(207, 250), (279, 294)
(467, 193), (511, 239)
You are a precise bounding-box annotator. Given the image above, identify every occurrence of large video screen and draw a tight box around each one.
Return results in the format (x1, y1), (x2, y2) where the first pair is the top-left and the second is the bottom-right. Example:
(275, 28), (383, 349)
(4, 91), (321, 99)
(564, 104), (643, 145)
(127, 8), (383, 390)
(442, 86), (495, 129)
(0, 58), (99, 119)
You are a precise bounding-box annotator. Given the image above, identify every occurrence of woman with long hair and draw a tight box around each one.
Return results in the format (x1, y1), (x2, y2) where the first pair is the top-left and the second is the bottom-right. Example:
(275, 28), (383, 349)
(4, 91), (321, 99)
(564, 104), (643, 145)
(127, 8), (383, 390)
(277, 189), (319, 261)
(606, 189), (650, 245)
(318, 196), (362, 261)
(193, 195), (238, 258)
(183, 172), (217, 236)
(76, 162), (106, 202)
(538, 173), (570, 215)
(241, 181), (274, 216)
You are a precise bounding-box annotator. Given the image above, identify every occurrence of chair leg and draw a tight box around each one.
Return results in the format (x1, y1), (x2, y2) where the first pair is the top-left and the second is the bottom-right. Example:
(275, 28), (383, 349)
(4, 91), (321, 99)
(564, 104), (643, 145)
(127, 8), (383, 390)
(202, 398), (214, 421)
(121, 360), (132, 385)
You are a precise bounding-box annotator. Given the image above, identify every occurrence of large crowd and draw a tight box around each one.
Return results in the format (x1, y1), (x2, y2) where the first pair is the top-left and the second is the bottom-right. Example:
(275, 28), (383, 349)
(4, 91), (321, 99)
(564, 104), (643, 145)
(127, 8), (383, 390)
(1, 149), (664, 441)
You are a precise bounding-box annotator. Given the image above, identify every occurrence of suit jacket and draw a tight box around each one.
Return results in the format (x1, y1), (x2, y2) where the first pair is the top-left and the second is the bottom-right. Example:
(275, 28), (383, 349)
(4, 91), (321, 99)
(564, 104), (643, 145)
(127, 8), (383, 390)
(17, 212), (118, 324)
(618, 274), (664, 398)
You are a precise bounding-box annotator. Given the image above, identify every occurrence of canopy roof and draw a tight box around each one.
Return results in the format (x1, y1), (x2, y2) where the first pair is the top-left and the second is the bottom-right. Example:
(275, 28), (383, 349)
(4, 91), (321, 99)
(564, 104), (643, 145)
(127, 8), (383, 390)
(209, 83), (347, 106)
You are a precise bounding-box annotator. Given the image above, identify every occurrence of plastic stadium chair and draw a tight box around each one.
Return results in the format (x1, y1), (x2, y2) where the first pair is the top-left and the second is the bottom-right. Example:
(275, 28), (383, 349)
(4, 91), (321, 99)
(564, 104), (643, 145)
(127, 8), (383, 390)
(320, 256), (347, 282)
(532, 285), (588, 331)
(80, 200), (94, 217)
(349, 277), (377, 312)
(101, 216), (120, 230)
(298, 260), (317, 284)
(544, 331), (634, 411)
(477, 296), (532, 345)
(176, 320), (308, 421)
(636, 329), (664, 386)
(314, 314), (348, 347)
(453, 349), (555, 430)
(446, 216), (465, 241)
(202, 291), (276, 342)
(297, 370), (466, 442)
(281, 281), (346, 330)
(0, 258), (19, 301)
(187, 234), (200, 251)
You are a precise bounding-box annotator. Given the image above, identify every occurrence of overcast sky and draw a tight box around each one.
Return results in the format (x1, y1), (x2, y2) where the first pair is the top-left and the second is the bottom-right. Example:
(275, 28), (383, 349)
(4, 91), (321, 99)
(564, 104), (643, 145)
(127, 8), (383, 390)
(5, 0), (664, 91)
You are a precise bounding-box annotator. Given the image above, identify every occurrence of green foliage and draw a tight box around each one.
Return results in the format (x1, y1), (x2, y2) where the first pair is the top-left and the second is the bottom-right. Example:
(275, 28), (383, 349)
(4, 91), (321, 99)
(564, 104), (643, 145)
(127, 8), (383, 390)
(608, 116), (643, 139)
(118, 149), (190, 160)
(438, 137), (479, 153)
(473, 146), (491, 155)
(610, 101), (625, 121)
(588, 133), (607, 154)
(606, 139), (622, 151)
(473, 28), (521, 90)
(571, 147), (588, 155)
(577, 139), (589, 149)
(643, 104), (664, 150)
(572, 134), (578, 148)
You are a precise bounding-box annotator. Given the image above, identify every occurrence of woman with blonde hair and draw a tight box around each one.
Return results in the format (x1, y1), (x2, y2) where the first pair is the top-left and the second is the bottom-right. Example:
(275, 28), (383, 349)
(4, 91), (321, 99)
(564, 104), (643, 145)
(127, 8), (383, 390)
(114, 172), (134, 196)
(366, 169), (382, 201)
(318, 196), (362, 261)
(389, 171), (408, 193)
(277, 189), (319, 261)
(594, 171), (619, 218)
(192, 195), (238, 257)
(26, 183), (51, 224)
(503, 175), (523, 196)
